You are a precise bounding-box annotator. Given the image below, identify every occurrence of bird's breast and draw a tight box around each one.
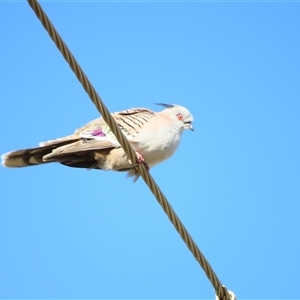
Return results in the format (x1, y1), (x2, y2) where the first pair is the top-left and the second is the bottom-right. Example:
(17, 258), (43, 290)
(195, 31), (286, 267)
(132, 127), (181, 167)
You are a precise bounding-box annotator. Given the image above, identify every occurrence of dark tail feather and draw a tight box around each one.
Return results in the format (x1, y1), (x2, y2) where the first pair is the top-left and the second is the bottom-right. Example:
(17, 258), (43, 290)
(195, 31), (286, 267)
(1, 140), (76, 168)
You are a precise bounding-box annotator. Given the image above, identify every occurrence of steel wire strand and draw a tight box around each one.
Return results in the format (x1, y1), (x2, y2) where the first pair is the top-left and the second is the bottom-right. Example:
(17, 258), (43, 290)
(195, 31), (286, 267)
(26, 1), (231, 299)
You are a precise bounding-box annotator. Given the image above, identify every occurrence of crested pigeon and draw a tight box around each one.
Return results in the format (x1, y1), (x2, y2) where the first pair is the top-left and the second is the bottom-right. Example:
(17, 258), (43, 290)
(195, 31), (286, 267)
(1, 103), (194, 179)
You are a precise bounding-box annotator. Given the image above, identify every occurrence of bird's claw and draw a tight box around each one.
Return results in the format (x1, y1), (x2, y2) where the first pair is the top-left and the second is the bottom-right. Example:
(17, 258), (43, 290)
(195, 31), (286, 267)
(135, 152), (149, 171)
(128, 151), (149, 173)
(135, 151), (145, 163)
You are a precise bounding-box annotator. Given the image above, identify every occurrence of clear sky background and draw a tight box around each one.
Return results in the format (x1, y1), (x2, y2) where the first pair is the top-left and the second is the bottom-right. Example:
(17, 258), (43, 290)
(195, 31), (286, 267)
(0, 1), (299, 299)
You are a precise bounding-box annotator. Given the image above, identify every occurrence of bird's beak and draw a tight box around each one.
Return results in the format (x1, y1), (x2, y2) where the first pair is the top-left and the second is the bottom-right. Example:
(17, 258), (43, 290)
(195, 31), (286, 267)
(186, 123), (194, 131)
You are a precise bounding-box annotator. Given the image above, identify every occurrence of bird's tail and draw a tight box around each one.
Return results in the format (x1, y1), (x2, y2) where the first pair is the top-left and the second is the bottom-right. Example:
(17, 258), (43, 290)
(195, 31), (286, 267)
(1, 139), (77, 168)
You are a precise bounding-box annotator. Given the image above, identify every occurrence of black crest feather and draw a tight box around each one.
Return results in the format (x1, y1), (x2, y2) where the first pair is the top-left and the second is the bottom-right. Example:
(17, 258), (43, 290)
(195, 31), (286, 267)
(153, 103), (174, 108)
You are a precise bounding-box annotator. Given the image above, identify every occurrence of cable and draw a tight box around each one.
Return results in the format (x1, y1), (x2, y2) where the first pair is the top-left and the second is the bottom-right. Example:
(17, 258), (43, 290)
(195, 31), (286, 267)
(26, 1), (232, 299)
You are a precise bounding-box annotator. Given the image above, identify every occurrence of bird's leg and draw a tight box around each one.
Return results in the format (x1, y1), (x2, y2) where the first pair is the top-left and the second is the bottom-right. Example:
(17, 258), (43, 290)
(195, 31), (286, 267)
(128, 151), (150, 173)
(135, 151), (150, 171)
(135, 151), (144, 163)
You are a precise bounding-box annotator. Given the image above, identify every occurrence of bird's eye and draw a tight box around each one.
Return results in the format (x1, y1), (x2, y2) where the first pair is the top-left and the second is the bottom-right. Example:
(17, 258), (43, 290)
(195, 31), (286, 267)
(177, 114), (183, 121)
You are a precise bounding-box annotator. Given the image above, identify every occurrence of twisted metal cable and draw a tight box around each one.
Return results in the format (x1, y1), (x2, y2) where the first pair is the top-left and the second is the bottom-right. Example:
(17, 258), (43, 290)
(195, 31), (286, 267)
(27, 1), (231, 299)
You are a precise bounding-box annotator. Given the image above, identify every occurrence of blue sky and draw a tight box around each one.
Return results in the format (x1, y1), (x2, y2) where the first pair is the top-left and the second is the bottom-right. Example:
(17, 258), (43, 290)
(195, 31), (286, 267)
(0, 1), (299, 299)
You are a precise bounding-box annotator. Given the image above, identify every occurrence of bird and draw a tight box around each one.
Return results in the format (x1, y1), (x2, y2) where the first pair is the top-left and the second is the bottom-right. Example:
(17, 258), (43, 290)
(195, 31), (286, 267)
(1, 103), (194, 180)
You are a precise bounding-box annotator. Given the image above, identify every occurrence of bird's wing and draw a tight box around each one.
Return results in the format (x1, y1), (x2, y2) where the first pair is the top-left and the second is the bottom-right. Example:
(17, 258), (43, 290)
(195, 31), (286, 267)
(40, 108), (156, 147)
(42, 108), (157, 161)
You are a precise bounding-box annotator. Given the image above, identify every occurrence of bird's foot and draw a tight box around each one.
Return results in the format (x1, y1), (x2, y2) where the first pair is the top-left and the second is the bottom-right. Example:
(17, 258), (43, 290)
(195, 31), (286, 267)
(128, 151), (149, 173)
(135, 152), (149, 172)
(135, 151), (144, 163)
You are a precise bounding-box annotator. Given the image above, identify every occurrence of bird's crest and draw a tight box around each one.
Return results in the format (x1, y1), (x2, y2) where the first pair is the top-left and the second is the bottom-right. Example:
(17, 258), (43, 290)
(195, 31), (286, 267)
(153, 103), (175, 108)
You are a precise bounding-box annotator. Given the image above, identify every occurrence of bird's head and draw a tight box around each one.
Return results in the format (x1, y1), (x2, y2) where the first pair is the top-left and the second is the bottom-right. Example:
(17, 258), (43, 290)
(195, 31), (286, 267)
(155, 103), (194, 132)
